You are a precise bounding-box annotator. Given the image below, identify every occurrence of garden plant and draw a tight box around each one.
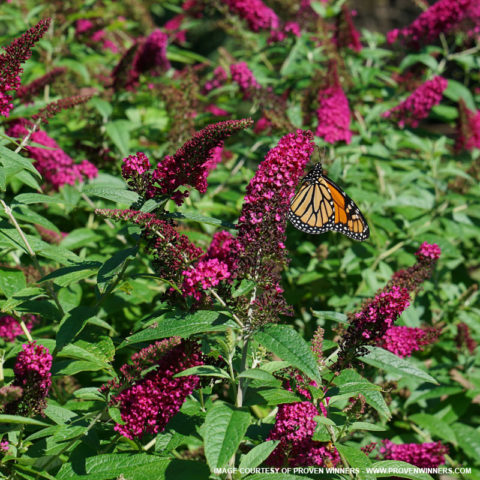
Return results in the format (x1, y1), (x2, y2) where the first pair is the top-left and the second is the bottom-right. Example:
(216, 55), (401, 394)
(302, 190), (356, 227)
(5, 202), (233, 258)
(0, 0), (479, 479)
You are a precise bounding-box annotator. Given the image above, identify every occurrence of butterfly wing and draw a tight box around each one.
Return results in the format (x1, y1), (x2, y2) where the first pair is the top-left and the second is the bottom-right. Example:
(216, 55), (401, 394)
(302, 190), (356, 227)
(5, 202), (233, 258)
(288, 176), (336, 234)
(288, 166), (369, 241)
(322, 175), (370, 241)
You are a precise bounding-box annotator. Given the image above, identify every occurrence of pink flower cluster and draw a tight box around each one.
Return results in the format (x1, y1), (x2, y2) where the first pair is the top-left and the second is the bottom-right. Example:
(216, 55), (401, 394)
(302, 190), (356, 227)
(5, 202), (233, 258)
(205, 104), (229, 116)
(416, 241), (442, 261)
(354, 286), (411, 341)
(268, 22), (301, 43)
(75, 19), (117, 52)
(0, 315), (36, 342)
(182, 258), (231, 300)
(267, 402), (340, 467)
(230, 62), (260, 97)
(112, 29), (170, 90)
(387, 0), (476, 49)
(164, 15), (187, 44)
(316, 86), (352, 144)
(225, 0), (279, 32)
(236, 130), (314, 326)
(456, 99), (480, 152)
(106, 338), (203, 439)
(6, 121), (97, 190)
(203, 66), (228, 93)
(182, 230), (240, 301)
(152, 119), (252, 205)
(382, 76), (448, 127)
(378, 325), (439, 358)
(380, 440), (448, 468)
(335, 5), (362, 52)
(0, 441), (9, 454)
(7, 342), (52, 416)
(0, 18), (50, 117)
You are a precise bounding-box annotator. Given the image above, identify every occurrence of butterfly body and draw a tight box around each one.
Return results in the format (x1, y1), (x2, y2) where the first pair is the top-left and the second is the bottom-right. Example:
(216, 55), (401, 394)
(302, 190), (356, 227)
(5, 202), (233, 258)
(288, 163), (369, 241)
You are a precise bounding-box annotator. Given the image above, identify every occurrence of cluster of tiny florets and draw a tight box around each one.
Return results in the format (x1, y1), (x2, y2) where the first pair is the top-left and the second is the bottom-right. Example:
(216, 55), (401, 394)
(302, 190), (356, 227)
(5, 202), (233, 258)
(382, 76), (448, 127)
(6, 121), (98, 190)
(378, 325), (440, 358)
(0, 315), (36, 342)
(387, 0), (476, 49)
(267, 401), (341, 467)
(456, 99), (480, 152)
(104, 338), (203, 439)
(5, 342), (52, 416)
(0, 18), (50, 117)
(380, 440), (448, 468)
(224, 0), (279, 32)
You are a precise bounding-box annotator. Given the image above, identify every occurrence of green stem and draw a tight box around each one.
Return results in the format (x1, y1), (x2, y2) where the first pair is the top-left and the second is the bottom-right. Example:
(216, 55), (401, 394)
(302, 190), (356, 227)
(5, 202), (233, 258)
(235, 337), (250, 408)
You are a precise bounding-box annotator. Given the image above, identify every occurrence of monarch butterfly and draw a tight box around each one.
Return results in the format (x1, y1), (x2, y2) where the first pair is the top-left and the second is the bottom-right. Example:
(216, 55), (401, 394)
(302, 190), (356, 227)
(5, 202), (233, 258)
(288, 163), (369, 241)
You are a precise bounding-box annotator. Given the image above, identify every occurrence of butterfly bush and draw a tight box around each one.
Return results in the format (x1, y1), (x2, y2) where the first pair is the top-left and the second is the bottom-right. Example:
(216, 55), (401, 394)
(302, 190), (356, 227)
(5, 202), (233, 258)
(224, 0), (279, 32)
(339, 242), (441, 364)
(456, 99), (480, 152)
(456, 322), (477, 354)
(0, 18), (50, 117)
(378, 325), (440, 358)
(230, 62), (260, 97)
(0, 315), (36, 342)
(387, 0), (477, 49)
(382, 76), (448, 127)
(16, 67), (66, 103)
(236, 130), (315, 327)
(6, 121), (97, 190)
(267, 402), (340, 467)
(203, 66), (228, 93)
(380, 440), (448, 468)
(102, 338), (202, 439)
(315, 62), (352, 144)
(335, 5), (362, 52)
(5, 342), (52, 416)
(112, 29), (170, 90)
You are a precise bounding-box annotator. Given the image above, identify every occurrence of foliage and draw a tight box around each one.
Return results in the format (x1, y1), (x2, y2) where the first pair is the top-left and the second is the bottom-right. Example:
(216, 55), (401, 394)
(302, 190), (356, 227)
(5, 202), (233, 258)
(0, 0), (479, 479)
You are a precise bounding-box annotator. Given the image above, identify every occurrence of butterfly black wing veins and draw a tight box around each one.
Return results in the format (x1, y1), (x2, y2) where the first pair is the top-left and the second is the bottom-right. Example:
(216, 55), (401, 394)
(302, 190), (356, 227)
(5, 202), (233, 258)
(288, 164), (369, 241)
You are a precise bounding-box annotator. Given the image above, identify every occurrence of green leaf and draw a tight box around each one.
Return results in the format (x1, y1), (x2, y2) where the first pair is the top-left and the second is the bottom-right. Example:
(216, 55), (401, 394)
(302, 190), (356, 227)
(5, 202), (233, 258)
(443, 79), (475, 110)
(361, 347), (438, 385)
(40, 262), (100, 287)
(244, 388), (300, 406)
(254, 324), (321, 384)
(334, 369), (390, 419)
(0, 144), (39, 175)
(349, 421), (386, 432)
(97, 247), (137, 293)
(0, 267), (26, 297)
(238, 369), (280, 386)
(232, 279), (256, 298)
(83, 183), (139, 205)
(56, 306), (97, 351)
(166, 211), (235, 229)
(409, 413), (457, 446)
(368, 460), (434, 480)
(451, 423), (480, 461)
(14, 193), (75, 207)
(204, 402), (251, 470)
(0, 414), (49, 427)
(56, 454), (209, 480)
(329, 369), (381, 396)
(105, 120), (131, 156)
(311, 310), (348, 324)
(399, 53), (438, 71)
(120, 310), (237, 347)
(336, 444), (373, 480)
(239, 440), (279, 470)
(174, 365), (230, 379)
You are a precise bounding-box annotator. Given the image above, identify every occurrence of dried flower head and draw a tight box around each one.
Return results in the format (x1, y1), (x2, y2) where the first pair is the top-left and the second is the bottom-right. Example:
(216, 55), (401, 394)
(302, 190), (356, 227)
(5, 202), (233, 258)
(335, 5), (362, 52)
(0, 18), (50, 117)
(16, 67), (67, 103)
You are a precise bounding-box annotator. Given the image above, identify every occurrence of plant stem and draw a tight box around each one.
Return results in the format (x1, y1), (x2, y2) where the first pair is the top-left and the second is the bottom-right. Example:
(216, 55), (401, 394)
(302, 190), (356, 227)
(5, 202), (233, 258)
(0, 199), (65, 317)
(235, 337), (250, 408)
